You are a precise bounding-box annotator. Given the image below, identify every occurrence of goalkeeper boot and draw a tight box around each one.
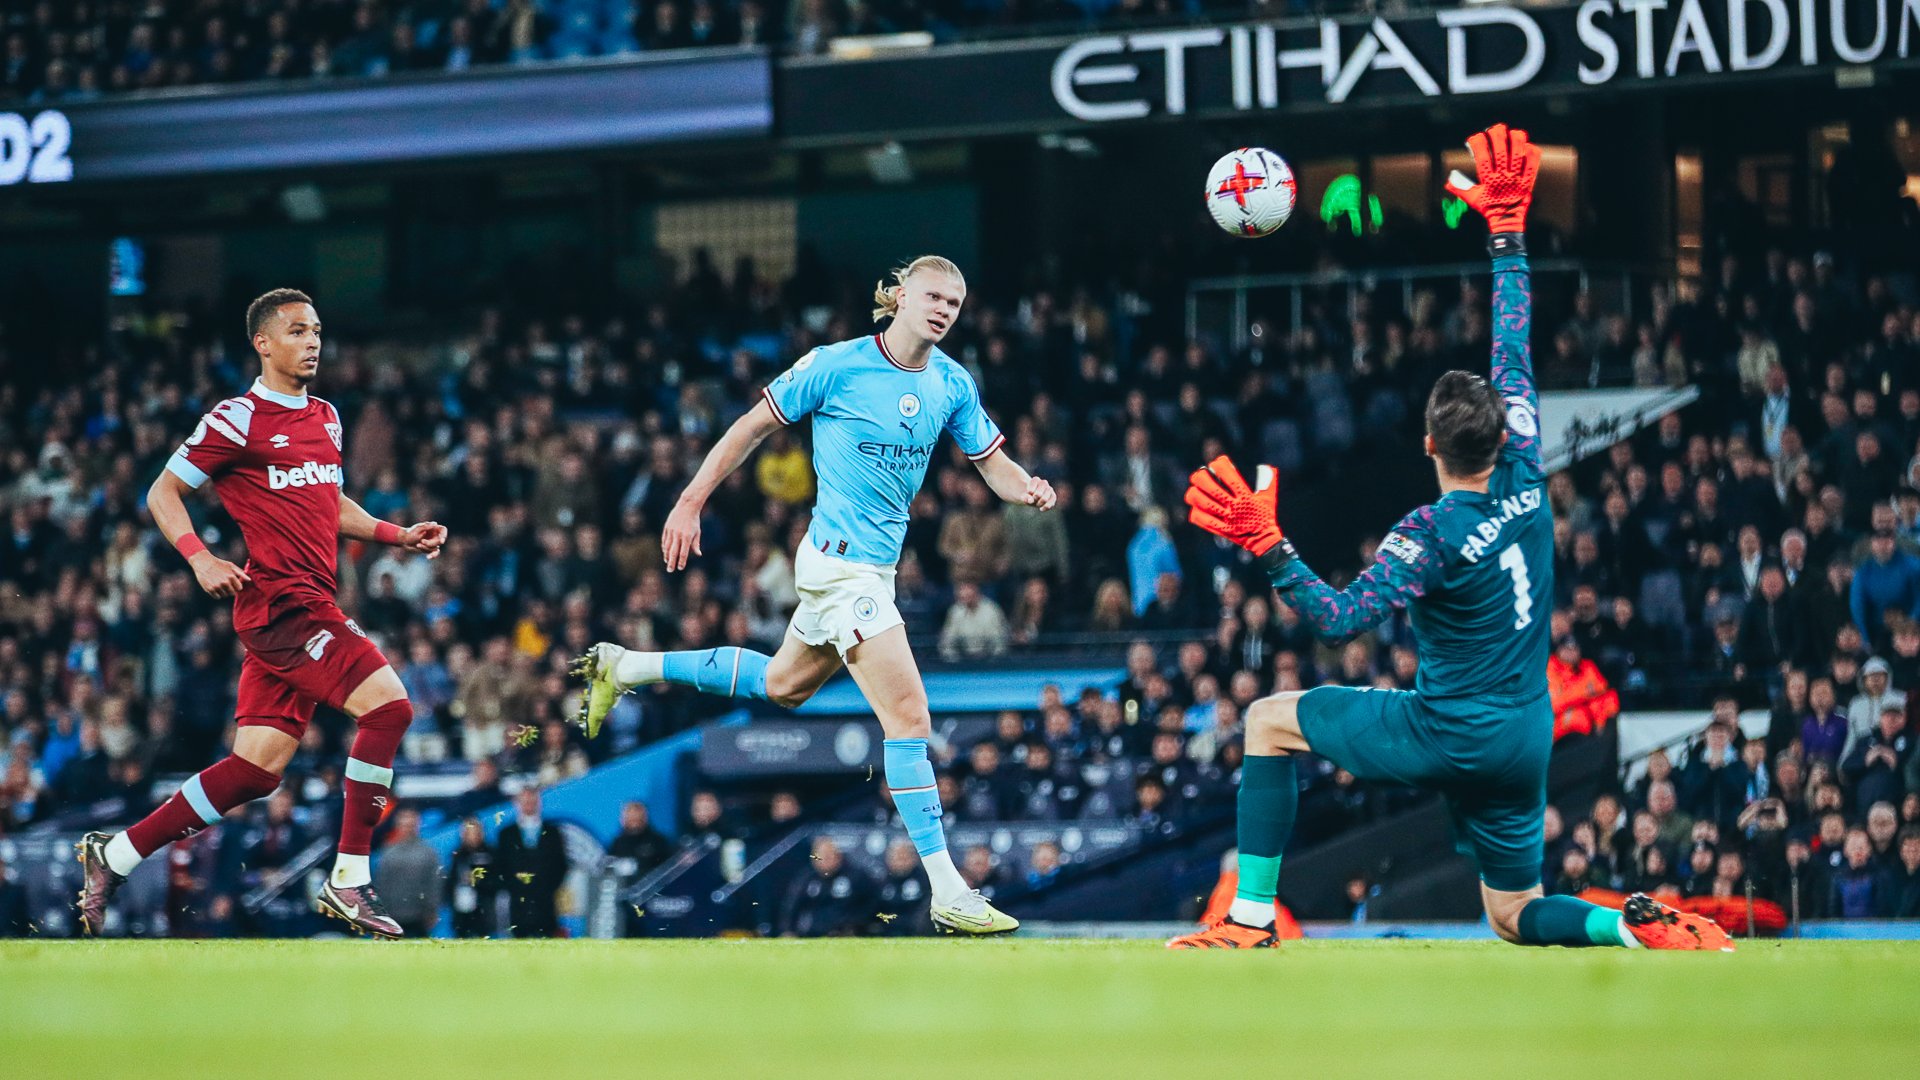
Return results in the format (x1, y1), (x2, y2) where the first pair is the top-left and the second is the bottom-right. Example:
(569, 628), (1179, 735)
(570, 642), (655, 739)
(74, 831), (127, 937)
(317, 880), (404, 939)
(1621, 893), (1735, 952)
(1166, 915), (1282, 949)
(931, 890), (1020, 935)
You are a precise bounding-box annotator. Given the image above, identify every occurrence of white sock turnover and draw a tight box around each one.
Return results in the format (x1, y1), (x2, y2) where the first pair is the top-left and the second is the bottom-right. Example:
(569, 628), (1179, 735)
(612, 648), (665, 687)
(1228, 898), (1277, 928)
(331, 853), (371, 889)
(922, 849), (970, 906)
(103, 832), (143, 876)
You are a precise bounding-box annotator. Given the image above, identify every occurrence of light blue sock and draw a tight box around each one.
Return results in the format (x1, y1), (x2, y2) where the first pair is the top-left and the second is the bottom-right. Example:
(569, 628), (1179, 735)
(661, 647), (771, 701)
(883, 738), (947, 857)
(1516, 895), (1630, 947)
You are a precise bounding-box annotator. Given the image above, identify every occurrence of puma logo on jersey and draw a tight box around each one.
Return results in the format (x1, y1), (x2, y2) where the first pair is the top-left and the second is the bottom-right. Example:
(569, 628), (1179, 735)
(305, 630), (335, 660)
(268, 461), (343, 490)
(271, 434), (291, 448)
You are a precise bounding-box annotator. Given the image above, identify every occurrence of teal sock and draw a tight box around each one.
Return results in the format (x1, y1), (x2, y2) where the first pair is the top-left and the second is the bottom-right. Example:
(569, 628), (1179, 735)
(661, 647), (771, 701)
(1516, 895), (1629, 947)
(1234, 754), (1297, 905)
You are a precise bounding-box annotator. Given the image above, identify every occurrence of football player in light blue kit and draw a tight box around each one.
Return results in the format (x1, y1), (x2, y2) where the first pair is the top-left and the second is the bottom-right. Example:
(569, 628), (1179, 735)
(576, 256), (1054, 934)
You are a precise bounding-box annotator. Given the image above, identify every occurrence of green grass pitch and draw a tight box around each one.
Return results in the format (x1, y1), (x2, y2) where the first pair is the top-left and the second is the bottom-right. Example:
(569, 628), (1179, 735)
(4, 938), (1915, 1078)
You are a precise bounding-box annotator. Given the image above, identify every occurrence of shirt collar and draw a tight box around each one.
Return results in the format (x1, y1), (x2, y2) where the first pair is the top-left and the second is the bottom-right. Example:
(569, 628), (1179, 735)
(251, 379), (308, 409)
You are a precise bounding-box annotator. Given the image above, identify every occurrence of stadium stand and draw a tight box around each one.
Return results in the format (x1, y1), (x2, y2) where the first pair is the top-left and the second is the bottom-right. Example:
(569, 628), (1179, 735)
(0, 0), (1434, 104)
(2, 196), (1918, 933)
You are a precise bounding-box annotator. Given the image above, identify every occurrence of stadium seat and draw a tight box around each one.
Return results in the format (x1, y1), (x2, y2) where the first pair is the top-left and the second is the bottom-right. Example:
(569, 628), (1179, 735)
(598, 31), (639, 55)
(546, 35), (595, 60)
(1260, 419), (1303, 475)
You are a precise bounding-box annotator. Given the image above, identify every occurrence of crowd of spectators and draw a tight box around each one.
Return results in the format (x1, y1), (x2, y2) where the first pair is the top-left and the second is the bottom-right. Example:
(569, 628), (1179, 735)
(0, 170), (1917, 929)
(913, 653), (1426, 842)
(1538, 695), (1920, 920)
(2, 0), (1427, 104)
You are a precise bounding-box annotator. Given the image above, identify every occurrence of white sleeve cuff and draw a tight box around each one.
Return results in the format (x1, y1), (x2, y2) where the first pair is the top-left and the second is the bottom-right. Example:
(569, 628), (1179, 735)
(167, 453), (210, 490)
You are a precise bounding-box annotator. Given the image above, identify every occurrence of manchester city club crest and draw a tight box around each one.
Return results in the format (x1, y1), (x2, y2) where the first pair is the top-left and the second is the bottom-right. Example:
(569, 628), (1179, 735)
(897, 393), (920, 418)
(853, 597), (878, 621)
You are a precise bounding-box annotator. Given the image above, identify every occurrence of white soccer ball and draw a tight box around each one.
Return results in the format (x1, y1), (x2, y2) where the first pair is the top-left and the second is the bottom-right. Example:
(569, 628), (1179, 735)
(1205, 148), (1296, 238)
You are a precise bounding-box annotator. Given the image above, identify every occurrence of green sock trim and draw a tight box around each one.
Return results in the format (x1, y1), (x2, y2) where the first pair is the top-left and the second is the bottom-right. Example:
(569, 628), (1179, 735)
(1517, 895), (1629, 948)
(1235, 853), (1282, 904)
(1585, 905), (1628, 947)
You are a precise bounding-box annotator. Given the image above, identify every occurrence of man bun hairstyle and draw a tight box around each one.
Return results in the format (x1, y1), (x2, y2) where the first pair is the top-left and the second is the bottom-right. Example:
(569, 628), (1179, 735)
(1426, 370), (1506, 477)
(246, 288), (313, 339)
(871, 255), (965, 323)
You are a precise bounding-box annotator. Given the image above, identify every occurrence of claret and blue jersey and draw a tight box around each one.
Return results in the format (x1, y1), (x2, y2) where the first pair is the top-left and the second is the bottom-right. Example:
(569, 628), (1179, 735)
(1268, 252), (1551, 705)
(762, 332), (1004, 567)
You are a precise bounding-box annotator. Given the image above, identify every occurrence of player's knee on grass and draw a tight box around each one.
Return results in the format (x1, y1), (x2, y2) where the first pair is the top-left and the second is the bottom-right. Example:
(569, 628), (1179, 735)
(1481, 884), (1542, 944)
(1488, 911), (1525, 944)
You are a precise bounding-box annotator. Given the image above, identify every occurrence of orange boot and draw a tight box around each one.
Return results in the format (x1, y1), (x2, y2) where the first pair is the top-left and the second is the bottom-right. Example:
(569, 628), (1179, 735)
(1167, 915), (1282, 949)
(1622, 893), (1735, 951)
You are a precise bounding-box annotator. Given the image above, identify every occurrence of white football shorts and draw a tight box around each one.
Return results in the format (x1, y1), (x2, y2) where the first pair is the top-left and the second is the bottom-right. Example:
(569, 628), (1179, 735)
(787, 541), (904, 657)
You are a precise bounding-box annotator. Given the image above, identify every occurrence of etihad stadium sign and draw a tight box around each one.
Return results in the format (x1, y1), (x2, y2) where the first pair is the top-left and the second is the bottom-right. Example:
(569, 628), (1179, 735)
(1047, 0), (1920, 119)
(779, 0), (1920, 142)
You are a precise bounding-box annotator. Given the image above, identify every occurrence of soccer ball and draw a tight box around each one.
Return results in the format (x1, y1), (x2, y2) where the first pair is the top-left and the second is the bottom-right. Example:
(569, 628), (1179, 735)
(1205, 148), (1296, 238)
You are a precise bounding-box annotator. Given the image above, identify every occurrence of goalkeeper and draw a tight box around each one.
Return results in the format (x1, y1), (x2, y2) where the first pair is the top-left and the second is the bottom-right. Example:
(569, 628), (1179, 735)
(1170, 124), (1732, 951)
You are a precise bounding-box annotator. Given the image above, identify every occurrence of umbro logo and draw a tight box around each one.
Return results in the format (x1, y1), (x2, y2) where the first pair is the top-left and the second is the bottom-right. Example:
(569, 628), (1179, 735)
(271, 434), (291, 448)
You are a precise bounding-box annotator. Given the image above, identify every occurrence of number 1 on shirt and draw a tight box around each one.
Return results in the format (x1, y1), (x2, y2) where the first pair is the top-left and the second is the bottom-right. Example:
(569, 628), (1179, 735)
(1498, 545), (1533, 630)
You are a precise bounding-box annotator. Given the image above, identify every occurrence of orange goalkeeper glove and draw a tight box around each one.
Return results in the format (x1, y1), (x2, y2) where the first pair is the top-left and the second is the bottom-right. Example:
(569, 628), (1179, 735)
(1447, 122), (1541, 236)
(1185, 456), (1292, 565)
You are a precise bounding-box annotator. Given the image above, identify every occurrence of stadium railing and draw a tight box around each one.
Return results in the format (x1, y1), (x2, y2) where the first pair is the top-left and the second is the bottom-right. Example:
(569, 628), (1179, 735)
(1187, 258), (1669, 365)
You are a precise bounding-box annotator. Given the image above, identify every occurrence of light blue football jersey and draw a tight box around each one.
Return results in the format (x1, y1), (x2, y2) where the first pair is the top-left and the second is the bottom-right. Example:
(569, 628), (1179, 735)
(763, 333), (1003, 566)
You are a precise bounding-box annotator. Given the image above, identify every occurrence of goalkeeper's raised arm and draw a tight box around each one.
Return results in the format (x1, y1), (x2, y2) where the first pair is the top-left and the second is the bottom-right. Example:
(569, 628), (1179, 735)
(1448, 121), (1544, 477)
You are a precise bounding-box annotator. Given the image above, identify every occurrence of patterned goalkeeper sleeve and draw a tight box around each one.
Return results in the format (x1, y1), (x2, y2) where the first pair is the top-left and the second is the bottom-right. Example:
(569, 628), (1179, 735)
(1264, 508), (1445, 645)
(1490, 252), (1543, 477)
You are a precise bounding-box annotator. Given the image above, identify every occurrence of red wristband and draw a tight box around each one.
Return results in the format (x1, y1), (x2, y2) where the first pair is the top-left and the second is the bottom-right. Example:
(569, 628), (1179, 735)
(374, 521), (405, 545)
(173, 532), (208, 561)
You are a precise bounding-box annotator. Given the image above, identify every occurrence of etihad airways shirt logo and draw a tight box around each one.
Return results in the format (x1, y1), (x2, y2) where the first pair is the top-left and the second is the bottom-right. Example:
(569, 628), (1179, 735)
(855, 441), (936, 471)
